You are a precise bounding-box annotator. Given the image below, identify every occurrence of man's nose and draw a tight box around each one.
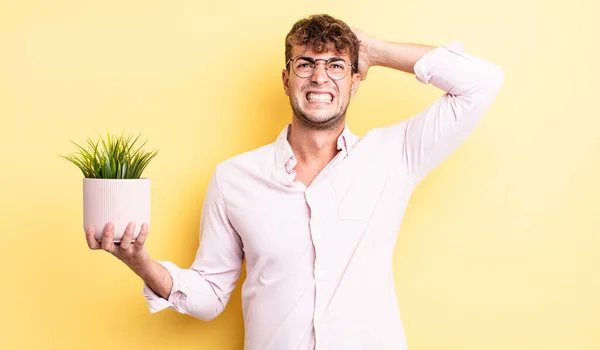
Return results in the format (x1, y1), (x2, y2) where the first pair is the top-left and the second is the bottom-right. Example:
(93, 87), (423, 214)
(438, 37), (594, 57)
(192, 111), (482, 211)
(310, 62), (330, 85)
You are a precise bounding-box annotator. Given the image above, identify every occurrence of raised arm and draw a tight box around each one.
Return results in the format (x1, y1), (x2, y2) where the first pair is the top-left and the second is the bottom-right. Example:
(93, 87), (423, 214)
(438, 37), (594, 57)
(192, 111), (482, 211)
(353, 28), (505, 184)
(352, 27), (435, 78)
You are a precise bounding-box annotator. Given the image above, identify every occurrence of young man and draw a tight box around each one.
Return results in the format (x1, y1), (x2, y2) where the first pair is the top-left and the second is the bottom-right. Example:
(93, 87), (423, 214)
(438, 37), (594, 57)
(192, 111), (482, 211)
(86, 14), (504, 350)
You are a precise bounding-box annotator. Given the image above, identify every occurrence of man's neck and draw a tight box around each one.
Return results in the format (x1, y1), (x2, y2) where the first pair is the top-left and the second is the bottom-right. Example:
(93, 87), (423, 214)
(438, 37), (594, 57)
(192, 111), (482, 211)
(287, 119), (343, 171)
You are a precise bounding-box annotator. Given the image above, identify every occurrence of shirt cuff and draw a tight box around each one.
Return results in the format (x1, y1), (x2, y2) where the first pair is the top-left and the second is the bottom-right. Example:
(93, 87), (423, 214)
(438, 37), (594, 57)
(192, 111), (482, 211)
(142, 260), (182, 313)
(413, 40), (466, 84)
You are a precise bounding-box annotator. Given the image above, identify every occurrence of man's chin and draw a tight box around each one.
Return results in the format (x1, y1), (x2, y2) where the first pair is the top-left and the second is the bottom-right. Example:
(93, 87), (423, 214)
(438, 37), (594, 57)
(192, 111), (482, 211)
(295, 113), (344, 130)
(290, 100), (347, 130)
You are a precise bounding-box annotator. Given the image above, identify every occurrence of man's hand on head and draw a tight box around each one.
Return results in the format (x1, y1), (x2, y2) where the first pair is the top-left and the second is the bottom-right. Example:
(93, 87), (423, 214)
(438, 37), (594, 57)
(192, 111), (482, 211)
(351, 27), (375, 81)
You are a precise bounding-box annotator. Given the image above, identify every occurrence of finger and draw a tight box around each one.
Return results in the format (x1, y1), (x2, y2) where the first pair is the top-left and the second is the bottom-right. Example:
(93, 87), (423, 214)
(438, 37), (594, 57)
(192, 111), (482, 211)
(120, 222), (135, 250)
(101, 222), (116, 253)
(134, 223), (149, 251)
(85, 226), (101, 249)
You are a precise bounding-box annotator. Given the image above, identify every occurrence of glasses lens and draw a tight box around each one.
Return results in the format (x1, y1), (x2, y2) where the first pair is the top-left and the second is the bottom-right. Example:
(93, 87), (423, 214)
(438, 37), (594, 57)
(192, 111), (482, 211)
(292, 57), (315, 78)
(291, 57), (349, 80)
(325, 60), (348, 80)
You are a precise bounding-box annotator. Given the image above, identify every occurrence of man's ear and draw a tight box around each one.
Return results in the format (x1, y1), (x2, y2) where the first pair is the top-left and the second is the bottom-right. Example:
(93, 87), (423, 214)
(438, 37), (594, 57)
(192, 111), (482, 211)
(282, 69), (290, 96)
(350, 72), (361, 99)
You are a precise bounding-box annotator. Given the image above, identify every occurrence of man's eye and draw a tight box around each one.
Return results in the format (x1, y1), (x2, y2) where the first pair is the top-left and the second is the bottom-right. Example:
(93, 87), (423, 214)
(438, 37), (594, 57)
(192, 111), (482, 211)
(327, 63), (345, 71)
(297, 63), (313, 69)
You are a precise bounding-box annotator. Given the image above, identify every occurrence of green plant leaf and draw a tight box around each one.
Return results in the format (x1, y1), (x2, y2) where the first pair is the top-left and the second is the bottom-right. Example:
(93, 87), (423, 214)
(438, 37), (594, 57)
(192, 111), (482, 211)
(61, 131), (158, 179)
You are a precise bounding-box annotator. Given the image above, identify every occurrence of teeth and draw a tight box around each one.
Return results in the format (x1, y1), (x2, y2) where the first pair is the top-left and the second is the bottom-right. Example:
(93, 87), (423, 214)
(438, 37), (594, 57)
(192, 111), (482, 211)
(307, 93), (332, 103)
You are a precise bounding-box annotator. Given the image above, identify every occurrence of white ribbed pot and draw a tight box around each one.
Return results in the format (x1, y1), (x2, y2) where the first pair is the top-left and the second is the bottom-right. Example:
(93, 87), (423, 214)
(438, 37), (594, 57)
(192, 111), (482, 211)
(83, 178), (151, 243)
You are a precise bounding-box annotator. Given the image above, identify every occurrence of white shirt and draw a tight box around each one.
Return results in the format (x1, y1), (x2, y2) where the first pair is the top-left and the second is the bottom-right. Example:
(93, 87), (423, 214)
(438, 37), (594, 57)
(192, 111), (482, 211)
(143, 41), (505, 350)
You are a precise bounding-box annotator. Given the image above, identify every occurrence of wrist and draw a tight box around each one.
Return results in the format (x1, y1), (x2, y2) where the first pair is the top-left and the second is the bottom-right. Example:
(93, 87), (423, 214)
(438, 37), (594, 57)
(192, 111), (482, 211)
(366, 38), (386, 67)
(128, 256), (154, 279)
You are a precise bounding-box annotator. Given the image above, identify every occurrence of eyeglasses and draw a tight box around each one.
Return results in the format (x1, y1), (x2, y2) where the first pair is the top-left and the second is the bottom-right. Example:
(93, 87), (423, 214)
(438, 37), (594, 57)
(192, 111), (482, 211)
(286, 56), (354, 81)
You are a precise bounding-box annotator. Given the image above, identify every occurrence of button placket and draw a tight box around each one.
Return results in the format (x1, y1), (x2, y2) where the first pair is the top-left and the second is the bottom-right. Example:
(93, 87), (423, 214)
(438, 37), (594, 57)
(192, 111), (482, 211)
(306, 187), (324, 345)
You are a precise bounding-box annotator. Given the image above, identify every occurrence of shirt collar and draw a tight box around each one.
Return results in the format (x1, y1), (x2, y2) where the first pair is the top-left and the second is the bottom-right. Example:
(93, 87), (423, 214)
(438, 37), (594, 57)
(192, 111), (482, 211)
(274, 123), (360, 171)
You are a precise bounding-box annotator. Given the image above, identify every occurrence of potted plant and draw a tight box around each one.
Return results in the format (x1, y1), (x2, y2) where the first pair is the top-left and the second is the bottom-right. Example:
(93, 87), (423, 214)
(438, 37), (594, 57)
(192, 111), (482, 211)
(61, 132), (158, 243)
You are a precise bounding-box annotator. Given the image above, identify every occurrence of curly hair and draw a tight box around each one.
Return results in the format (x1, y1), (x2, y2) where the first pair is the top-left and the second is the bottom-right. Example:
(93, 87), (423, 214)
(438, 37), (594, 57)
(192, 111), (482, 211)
(285, 14), (359, 74)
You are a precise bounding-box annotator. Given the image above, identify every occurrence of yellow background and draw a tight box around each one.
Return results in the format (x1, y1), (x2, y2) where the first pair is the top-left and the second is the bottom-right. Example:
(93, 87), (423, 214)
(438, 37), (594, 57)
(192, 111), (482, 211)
(1, 0), (598, 349)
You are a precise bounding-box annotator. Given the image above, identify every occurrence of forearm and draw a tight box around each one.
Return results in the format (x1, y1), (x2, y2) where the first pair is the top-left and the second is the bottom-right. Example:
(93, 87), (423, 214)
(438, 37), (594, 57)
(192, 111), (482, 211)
(135, 260), (173, 300)
(369, 39), (436, 74)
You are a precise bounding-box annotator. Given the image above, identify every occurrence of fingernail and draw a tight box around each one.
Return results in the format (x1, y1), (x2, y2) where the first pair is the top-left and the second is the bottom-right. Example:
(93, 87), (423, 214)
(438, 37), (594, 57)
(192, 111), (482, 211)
(107, 222), (114, 229)
(142, 223), (148, 229)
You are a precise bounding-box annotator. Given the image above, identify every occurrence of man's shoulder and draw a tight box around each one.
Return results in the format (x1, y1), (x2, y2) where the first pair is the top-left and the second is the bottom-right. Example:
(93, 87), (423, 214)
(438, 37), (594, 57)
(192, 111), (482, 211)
(354, 122), (410, 149)
(214, 142), (275, 180)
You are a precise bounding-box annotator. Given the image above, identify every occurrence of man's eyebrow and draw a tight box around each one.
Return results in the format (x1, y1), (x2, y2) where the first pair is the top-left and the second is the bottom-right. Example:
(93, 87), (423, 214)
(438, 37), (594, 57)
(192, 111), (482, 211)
(296, 56), (345, 62)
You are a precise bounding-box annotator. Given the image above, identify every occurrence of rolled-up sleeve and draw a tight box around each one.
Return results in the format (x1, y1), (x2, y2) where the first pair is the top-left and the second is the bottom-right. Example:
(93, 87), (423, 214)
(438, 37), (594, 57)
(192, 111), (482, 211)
(142, 166), (244, 321)
(386, 41), (505, 185)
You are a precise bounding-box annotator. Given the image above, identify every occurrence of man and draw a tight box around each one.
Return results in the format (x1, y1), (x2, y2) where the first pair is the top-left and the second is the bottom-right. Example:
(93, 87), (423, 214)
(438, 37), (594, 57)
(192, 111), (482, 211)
(86, 14), (504, 350)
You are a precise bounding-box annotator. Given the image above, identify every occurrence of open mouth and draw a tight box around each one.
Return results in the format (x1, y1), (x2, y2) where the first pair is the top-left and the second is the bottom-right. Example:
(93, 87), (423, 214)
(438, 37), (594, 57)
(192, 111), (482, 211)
(306, 92), (334, 104)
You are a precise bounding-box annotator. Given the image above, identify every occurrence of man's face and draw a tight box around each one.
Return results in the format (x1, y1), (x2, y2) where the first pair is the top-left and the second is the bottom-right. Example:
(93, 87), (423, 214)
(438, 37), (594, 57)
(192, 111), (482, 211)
(282, 45), (361, 130)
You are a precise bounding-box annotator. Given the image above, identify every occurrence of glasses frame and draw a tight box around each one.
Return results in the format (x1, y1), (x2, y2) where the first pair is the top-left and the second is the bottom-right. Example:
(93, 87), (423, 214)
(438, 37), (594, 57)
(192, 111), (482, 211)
(285, 55), (355, 81)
